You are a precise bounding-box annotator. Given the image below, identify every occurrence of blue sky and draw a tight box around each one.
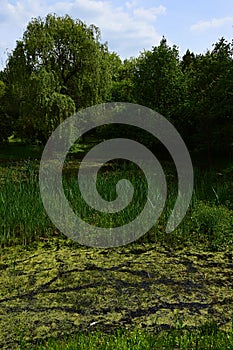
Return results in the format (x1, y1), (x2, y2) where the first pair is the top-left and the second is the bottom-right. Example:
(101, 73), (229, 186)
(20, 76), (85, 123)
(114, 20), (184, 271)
(0, 0), (233, 68)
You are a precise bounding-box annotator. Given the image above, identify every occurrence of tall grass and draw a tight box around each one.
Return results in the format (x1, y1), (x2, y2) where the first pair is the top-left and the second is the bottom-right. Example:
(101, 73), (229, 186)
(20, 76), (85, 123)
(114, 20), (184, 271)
(0, 160), (232, 248)
(18, 322), (233, 350)
(0, 166), (53, 246)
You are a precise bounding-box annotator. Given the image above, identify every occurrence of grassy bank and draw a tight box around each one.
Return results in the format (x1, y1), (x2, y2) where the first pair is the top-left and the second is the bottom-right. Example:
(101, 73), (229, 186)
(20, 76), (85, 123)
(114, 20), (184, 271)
(0, 159), (233, 250)
(20, 324), (233, 350)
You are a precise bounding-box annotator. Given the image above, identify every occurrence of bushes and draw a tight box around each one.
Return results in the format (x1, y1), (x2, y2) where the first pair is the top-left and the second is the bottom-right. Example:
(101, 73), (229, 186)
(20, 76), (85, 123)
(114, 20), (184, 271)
(190, 202), (233, 250)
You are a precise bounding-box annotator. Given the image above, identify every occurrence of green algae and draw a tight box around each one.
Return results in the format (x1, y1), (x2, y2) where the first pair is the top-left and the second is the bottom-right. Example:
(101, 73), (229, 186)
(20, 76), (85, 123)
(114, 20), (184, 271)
(0, 240), (232, 349)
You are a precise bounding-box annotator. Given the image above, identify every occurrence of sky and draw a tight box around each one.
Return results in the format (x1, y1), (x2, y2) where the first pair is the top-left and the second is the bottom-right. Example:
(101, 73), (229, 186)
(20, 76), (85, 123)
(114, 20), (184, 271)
(0, 0), (233, 68)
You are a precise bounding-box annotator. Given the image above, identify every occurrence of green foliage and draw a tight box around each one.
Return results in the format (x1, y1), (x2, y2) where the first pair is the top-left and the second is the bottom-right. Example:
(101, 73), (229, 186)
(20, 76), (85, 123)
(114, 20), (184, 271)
(1, 156), (233, 250)
(4, 14), (112, 143)
(0, 111), (12, 143)
(191, 201), (233, 249)
(134, 37), (186, 119)
(0, 80), (13, 143)
(0, 18), (233, 156)
(109, 54), (137, 103)
(18, 324), (233, 350)
(19, 68), (75, 142)
(0, 162), (53, 246)
(181, 38), (233, 157)
(0, 80), (5, 98)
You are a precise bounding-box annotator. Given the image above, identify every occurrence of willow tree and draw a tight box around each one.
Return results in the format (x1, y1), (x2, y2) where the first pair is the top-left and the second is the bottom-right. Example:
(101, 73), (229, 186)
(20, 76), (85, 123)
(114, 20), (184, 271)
(5, 14), (112, 142)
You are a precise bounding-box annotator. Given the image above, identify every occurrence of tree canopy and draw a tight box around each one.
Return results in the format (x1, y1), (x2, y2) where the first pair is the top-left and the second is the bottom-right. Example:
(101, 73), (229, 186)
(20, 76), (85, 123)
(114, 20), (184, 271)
(3, 14), (112, 142)
(0, 14), (232, 160)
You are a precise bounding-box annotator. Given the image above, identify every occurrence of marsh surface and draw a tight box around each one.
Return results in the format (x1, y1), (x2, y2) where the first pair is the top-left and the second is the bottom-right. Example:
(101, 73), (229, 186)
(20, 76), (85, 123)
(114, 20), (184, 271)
(0, 241), (232, 349)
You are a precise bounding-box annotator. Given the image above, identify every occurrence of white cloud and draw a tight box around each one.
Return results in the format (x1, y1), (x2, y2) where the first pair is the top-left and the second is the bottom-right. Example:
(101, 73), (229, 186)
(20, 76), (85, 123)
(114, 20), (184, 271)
(0, 0), (166, 68)
(133, 5), (166, 21)
(125, 0), (138, 9)
(191, 16), (233, 32)
(50, 0), (166, 57)
(0, 0), (43, 25)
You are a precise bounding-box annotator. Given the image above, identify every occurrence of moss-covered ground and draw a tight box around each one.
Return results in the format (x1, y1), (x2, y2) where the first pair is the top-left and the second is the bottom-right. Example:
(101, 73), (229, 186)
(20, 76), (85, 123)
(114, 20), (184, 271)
(0, 239), (232, 349)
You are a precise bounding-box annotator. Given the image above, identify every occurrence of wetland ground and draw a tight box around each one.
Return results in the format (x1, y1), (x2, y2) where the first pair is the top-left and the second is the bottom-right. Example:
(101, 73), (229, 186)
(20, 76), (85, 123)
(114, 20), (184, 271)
(1, 239), (233, 349)
(0, 144), (232, 349)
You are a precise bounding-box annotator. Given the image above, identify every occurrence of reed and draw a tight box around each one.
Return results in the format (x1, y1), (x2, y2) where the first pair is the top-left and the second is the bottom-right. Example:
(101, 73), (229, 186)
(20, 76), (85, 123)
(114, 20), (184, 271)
(0, 160), (232, 249)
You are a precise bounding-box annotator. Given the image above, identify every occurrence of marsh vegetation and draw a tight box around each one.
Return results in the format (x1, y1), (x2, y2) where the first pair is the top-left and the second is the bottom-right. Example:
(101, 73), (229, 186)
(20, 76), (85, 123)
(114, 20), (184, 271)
(0, 146), (233, 349)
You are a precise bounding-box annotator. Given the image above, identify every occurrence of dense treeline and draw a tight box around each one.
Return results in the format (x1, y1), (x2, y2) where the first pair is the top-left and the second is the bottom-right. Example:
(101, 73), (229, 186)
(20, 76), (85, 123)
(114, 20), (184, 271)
(0, 14), (232, 160)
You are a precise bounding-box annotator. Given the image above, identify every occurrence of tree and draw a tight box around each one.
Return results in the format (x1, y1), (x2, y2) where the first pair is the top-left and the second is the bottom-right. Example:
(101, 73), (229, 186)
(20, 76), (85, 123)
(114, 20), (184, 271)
(182, 38), (233, 158)
(181, 49), (195, 71)
(5, 14), (112, 143)
(18, 68), (75, 142)
(127, 38), (188, 155)
(0, 79), (13, 143)
(109, 53), (137, 103)
(133, 37), (186, 120)
(0, 80), (5, 98)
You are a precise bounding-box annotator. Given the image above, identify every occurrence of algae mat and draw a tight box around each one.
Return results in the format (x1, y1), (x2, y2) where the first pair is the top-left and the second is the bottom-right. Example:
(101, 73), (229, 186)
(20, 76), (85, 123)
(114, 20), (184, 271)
(0, 241), (232, 348)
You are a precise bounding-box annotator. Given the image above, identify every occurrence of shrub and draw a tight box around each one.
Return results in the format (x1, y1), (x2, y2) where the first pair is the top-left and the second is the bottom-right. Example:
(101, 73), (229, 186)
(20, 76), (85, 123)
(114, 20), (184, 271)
(191, 201), (233, 249)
